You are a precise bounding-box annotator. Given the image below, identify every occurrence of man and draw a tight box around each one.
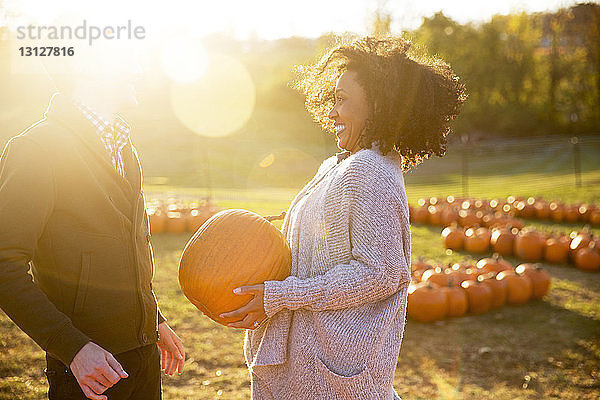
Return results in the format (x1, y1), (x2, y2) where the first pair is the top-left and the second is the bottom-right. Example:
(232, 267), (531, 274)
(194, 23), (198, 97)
(0, 41), (184, 400)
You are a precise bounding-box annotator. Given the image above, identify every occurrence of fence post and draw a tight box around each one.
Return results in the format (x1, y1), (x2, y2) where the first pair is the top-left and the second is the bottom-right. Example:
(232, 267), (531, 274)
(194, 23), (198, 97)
(461, 135), (470, 197)
(570, 136), (582, 188)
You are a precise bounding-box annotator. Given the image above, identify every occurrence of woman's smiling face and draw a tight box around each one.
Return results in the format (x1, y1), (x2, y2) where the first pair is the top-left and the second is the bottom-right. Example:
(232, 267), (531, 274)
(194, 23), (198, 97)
(328, 70), (369, 153)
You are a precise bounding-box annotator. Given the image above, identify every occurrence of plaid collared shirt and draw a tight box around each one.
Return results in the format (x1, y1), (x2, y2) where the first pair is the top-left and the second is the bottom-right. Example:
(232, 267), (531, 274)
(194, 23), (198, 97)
(73, 100), (130, 178)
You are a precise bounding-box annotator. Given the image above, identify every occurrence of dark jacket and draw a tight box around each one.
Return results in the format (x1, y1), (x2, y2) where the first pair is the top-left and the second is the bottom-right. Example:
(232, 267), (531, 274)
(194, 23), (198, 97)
(0, 93), (165, 366)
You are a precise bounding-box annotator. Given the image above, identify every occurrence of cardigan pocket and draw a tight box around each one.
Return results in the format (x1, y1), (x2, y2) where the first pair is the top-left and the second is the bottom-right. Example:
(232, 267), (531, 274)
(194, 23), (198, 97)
(314, 356), (379, 400)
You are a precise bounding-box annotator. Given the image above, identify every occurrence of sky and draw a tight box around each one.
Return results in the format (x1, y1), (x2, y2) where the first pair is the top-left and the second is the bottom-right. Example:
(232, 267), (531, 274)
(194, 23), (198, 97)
(2, 0), (594, 40)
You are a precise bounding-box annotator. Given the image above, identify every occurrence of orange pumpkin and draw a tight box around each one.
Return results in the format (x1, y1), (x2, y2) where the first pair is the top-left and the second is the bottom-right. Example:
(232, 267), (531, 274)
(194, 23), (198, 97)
(476, 254), (513, 274)
(461, 280), (493, 314)
(590, 210), (600, 227)
(178, 209), (291, 326)
(534, 201), (551, 219)
(427, 205), (444, 226)
(407, 282), (448, 323)
(514, 199), (535, 219)
(441, 225), (465, 251)
(496, 270), (532, 304)
(463, 265), (482, 281)
(441, 284), (468, 317)
(411, 205), (429, 224)
(514, 229), (545, 262)
(477, 273), (508, 308)
(440, 207), (459, 226)
(574, 243), (600, 272)
(515, 264), (551, 299)
(166, 211), (188, 234)
(187, 208), (212, 232)
(422, 267), (456, 287)
(148, 208), (168, 234)
(569, 229), (592, 259)
(577, 204), (593, 222)
(564, 205), (580, 223)
(490, 227), (516, 256)
(458, 209), (481, 228)
(446, 263), (469, 286)
(544, 235), (570, 264)
(549, 202), (564, 222)
(411, 258), (433, 273)
(464, 227), (491, 253)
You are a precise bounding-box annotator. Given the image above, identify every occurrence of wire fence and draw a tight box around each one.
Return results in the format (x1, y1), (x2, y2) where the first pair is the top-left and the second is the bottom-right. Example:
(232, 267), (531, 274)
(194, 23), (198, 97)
(404, 134), (600, 200)
(144, 135), (600, 206)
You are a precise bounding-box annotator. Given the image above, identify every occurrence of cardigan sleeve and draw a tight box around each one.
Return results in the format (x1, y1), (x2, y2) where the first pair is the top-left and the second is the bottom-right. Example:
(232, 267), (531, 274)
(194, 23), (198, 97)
(0, 136), (91, 365)
(263, 155), (411, 316)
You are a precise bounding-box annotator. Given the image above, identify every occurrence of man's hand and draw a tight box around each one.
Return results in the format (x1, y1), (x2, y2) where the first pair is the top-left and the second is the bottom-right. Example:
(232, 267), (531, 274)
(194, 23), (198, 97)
(220, 284), (266, 330)
(157, 322), (185, 376)
(69, 341), (128, 400)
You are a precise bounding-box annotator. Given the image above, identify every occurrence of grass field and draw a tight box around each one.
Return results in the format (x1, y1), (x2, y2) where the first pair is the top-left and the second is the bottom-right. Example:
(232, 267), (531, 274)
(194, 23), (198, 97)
(1, 174), (599, 399)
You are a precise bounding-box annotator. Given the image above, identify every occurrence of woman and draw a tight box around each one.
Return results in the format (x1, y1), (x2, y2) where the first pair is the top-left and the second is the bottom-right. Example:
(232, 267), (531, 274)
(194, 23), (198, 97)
(221, 36), (466, 399)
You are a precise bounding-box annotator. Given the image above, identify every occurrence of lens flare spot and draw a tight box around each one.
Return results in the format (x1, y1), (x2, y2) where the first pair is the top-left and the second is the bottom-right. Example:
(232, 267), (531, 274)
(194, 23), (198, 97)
(259, 153), (275, 168)
(170, 54), (255, 138)
(161, 38), (209, 84)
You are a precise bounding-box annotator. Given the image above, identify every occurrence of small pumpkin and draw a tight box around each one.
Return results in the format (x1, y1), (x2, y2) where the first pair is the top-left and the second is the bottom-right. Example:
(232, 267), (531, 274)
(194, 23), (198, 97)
(534, 201), (551, 219)
(440, 207), (459, 226)
(411, 258), (433, 273)
(187, 208), (213, 232)
(514, 229), (545, 262)
(441, 283), (468, 317)
(166, 211), (188, 234)
(148, 208), (168, 234)
(464, 227), (491, 253)
(422, 267), (456, 287)
(589, 210), (600, 227)
(427, 205), (444, 226)
(407, 282), (448, 323)
(446, 263), (468, 285)
(411, 205), (429, 224)
(573, 242), (600, 272)
(515, 264), (551, 299)
(544, 235), (570, 264)
(461, 280), (493, 314)
(549, 202), (564, 222)
(496, 270), (532, 304)
(441, 225), (465, 251)
(569, 228), (592, 259)
(476, 254), (513, 274)
(477, 273), (508, 308)
(577, 204), (593, 222)
(564, 205), (580, 223)
(458, 209), (481, 228)
(490, 226), (517, 256)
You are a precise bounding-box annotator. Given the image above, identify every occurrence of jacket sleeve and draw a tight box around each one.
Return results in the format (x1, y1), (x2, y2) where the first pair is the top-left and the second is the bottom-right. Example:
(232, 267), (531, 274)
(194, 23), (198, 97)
(0, 136), (90, 365)
(263, 157), (411, 317)
(157, 306), (166, 325)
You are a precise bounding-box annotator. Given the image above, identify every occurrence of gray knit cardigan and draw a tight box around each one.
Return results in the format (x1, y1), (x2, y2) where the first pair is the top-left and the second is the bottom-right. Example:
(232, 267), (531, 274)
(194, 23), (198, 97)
(244, 147), (411, 400)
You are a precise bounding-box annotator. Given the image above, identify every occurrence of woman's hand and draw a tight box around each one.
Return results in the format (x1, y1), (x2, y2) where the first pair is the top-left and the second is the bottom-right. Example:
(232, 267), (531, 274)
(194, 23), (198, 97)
(220, 284), (266, 330)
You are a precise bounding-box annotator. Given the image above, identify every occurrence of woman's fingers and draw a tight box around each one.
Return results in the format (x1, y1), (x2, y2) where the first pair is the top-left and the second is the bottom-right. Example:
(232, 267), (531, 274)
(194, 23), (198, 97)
(220, 299), (255, 320)
(233, 284), (264, 295)
(227, 313), (264, 329)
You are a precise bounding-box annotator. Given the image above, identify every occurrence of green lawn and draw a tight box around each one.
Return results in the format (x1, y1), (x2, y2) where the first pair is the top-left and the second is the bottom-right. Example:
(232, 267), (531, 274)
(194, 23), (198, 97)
(1, 178), (599, 399)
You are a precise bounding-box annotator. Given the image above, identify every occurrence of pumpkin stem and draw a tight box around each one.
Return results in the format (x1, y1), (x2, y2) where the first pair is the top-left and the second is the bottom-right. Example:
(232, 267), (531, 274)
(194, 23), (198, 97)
(264, 211), (286, 222)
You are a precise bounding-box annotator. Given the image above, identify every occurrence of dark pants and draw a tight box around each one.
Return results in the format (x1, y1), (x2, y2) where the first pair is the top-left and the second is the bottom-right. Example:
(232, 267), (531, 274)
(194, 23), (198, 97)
(44, 344), (161, 400)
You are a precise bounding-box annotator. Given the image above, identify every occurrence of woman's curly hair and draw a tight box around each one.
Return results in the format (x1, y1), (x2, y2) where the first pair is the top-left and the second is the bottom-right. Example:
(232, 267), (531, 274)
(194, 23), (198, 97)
(293, 36), (467, 171)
